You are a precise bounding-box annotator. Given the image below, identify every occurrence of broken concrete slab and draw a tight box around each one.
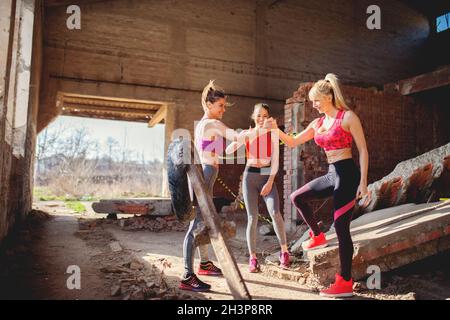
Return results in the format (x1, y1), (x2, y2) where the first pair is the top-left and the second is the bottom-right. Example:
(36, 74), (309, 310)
(290, 225), (310, 255)
(117, 215), (186, 232)
(92, 198), (173, 216)
(305, 202), (450, 286)
(356, 143), (450, 216)
(263, 201), (450, 288)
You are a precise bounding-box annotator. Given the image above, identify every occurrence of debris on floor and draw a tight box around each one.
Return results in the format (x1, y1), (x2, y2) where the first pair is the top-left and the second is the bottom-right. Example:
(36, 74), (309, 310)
(78, 214), (187, 233)
(117, 215), (187, 232)
(75, 219), (194, 300)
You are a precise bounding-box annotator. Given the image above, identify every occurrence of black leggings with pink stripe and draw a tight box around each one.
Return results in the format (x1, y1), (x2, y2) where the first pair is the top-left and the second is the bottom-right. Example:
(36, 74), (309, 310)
(290, 159), (360, 281)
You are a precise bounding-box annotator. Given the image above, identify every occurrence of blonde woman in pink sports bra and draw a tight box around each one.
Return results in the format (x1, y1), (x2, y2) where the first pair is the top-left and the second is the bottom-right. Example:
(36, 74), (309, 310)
(269, 74), (370, 298)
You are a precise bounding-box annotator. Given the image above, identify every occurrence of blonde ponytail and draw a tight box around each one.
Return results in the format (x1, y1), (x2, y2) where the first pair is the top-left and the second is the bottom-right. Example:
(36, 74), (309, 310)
(324, 73), (349, 110)
(309, 73), (350, 110)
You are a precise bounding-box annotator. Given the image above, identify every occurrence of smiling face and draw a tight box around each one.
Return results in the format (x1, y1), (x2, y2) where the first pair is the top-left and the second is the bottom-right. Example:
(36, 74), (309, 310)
(311, 94), (333, 114)
(206, 98), (227, 119)
(252, 105), (270, 129)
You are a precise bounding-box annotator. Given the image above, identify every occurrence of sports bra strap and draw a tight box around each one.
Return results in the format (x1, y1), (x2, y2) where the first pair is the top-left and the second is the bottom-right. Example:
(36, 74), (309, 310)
(338, 110), (345, 120)
(317, 117), (325, 128)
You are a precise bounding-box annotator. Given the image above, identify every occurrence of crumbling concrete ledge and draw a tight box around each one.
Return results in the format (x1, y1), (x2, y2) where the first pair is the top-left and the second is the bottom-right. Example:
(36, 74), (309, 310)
(263, 202), (450, 288)
(307, 201), (450, 286)
(356, 143), (450, 215)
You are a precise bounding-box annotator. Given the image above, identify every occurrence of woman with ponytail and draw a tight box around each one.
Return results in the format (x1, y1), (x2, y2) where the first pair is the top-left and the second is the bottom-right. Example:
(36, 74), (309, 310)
(269, 73), (370, 298)
(180, 80), (246, 292)
(226, 103), (290, 273)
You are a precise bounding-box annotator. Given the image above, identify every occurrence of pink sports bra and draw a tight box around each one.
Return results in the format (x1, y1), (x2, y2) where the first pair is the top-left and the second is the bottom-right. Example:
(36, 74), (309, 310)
(314, 110), (353, 151)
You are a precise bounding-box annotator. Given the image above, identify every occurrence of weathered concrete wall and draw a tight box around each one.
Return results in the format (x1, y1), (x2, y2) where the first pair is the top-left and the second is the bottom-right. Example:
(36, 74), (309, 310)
(0, 0), (15, 244)
(39, 0), (431, 130)
(37, 0), (432, 215)
(0, 0), (42, 245)
(0, 0), (440, 243)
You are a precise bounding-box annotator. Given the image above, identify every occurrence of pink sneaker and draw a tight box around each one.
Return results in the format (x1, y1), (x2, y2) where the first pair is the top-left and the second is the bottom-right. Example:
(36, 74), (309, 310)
(248, 258), (260, 273)
(279, 251), (290, 269)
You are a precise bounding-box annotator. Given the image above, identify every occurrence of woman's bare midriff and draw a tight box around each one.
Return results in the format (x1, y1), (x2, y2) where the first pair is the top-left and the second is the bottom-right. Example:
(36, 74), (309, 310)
(247, 159), (271, 168)
(325, 148), (352, 164)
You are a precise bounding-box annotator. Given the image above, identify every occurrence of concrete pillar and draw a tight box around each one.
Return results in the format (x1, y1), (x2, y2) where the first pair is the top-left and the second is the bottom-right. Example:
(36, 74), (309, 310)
(0, 0), (14, 243)
(0, 0), (38, 243)
(8, 0), (35, 158)
(162, 103), (177, 197)
(21, 0), (43, 220)
(286, 102), (302, 233)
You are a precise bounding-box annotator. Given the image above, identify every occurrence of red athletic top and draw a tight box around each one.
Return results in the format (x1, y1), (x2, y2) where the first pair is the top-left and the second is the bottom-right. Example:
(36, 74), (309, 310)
(245, 132), (272, 160)
(314, 110), (353, 151)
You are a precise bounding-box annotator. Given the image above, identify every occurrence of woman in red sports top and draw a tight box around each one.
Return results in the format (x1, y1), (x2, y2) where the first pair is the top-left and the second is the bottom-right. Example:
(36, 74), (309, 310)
(269, 73), (370, 298)
(226, 103), (289, 273)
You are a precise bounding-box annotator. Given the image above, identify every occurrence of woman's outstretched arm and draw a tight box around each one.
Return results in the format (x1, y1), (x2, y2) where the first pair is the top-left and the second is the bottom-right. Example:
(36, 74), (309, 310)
(268, 118), (317, 148)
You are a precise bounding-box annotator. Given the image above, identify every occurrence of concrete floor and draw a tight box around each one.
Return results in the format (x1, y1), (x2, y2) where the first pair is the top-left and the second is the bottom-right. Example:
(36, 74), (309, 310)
(0, 200), (448, 300)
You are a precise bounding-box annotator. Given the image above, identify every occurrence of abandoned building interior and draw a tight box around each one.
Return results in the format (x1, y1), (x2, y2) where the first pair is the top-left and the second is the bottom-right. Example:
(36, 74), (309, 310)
(0, 0), (449, 300)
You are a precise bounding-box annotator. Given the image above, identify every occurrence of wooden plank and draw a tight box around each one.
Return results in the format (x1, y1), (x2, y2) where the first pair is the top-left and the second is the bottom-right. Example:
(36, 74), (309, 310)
(385, 65), (450, 95)
(148, 105), (167, 128)
(62, 103), (157, 117)
(194, 220), (237, 247)
(187, 159), (251, 300)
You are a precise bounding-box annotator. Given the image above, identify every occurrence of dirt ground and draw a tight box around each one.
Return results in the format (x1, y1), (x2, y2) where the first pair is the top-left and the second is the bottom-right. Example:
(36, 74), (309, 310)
(0, 201), (448, 300)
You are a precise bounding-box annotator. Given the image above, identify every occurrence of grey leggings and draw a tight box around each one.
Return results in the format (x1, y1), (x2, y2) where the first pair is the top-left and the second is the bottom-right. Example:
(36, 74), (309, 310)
(183, 164), (217, 276)
(243, 169), (287, 255)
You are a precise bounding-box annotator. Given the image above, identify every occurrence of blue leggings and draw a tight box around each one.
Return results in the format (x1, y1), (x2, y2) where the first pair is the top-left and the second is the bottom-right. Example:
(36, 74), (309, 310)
(290, 159), (360, 281)
(183, 165), (217, 276)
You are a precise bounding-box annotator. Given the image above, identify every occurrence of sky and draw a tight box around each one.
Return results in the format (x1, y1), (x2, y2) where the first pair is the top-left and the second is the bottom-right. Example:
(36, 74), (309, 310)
(41, 115), (165, 162)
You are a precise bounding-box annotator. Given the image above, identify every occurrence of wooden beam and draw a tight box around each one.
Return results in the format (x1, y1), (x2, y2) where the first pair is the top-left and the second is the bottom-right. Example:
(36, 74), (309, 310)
(385, 65), (450, 95)
(62, 103), (156, 117)
(44, 0), (106, 7)
(187, 148), (251, 300)
(148, 105), (167, 128)
(62, 93), (166, 109)
(61, 110), (152, 123)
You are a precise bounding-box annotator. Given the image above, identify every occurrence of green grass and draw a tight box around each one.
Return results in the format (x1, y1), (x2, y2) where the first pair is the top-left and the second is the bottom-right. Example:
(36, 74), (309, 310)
(33, 186), (59, 201)
(64, 201), (87, 213)
(33, 187), (98, 202)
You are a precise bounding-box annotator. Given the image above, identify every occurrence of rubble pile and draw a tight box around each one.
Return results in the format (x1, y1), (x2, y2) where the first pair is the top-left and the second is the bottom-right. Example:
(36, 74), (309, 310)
(117, 216), (187, 232)
(100, 256), (194, 300)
